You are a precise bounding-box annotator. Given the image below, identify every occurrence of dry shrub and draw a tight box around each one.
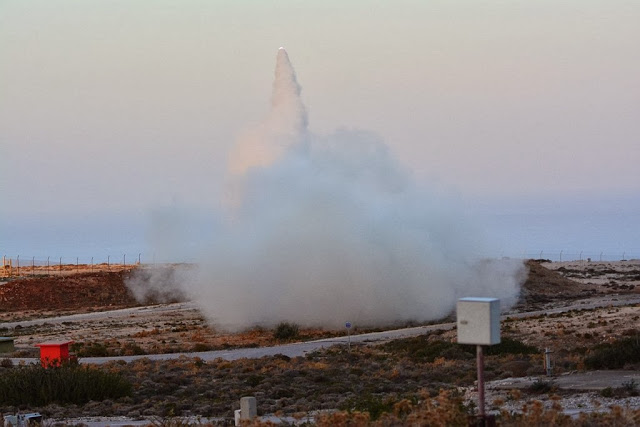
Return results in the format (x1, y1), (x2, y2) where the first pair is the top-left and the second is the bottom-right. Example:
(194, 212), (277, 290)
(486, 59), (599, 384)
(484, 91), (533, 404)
(134, 328), (162, 338)
(249, 390), (640, 427)
(273, 322), (299, 341)
(190, 330), (206, 342)
(584, 336), (640, 369)
(316, 411), (371, 427)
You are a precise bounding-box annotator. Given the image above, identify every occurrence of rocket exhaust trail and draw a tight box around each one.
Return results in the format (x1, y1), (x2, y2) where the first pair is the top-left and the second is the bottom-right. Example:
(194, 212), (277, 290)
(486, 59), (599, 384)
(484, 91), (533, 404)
(271, 47), (308, 136)
(228, 47), (308, 175)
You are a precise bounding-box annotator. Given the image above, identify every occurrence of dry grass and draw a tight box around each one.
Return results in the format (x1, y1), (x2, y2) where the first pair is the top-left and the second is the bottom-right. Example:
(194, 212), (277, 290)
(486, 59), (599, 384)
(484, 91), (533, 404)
(0, 334), (545, 421)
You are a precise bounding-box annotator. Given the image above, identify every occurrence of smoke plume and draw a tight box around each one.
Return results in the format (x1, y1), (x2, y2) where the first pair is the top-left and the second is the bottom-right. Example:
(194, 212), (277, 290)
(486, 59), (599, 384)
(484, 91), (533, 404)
(129, 48), (526, 331)
(228, 47), (308, 176)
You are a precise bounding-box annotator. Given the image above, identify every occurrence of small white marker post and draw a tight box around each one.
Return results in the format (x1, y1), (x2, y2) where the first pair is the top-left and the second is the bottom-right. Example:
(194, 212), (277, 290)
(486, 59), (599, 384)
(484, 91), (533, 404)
(545, 348), (554, 376)
(345, 322), (352, 352)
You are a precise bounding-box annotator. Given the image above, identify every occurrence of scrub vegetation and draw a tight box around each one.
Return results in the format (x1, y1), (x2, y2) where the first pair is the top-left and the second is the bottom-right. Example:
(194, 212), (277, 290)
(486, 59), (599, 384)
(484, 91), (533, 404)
(2, 260), (640, 425)
(0, 362), (131, 406)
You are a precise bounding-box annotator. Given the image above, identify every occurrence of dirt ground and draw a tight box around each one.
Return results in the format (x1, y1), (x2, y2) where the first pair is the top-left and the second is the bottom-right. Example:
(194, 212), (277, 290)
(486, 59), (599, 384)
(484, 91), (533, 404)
(2, 259), (640, 422)
(0, 267), (337, 357)
(0, 270), (139, 321)
(1, 263), (133, 279)
(2, 260), (640, 357)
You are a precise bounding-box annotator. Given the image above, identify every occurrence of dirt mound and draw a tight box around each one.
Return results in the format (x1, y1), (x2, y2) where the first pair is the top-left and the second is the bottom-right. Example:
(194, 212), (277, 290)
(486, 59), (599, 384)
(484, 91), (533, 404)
(0, 261), (594, 316)
(517, 259), (586, 307)
(0, 271), (140, 313)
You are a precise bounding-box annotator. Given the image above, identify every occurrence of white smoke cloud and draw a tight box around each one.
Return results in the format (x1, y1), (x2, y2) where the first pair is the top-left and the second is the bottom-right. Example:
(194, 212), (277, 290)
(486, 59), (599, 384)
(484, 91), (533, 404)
(126, 264), (192, 304)
(129, 48), (526, 331)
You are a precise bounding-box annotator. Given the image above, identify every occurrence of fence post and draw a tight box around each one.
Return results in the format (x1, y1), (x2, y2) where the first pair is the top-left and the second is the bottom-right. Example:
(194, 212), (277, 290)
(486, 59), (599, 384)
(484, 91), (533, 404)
(59, 257), (62, 275)
(32, 256), (35, 276)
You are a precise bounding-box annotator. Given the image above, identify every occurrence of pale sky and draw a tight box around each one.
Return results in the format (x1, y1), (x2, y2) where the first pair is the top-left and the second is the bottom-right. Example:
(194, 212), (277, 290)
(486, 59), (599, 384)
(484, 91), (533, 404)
(1, 1), (639, 258)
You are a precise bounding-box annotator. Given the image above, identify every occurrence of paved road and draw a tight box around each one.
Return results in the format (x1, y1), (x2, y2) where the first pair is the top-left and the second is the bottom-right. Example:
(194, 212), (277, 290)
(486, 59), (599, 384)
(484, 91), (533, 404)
(6, 294), (640, 366)
(0, 302), (198, 329)
(7, 322), (458, 365)
(490, 370), (640, 391)
(504, 294), (640, 319)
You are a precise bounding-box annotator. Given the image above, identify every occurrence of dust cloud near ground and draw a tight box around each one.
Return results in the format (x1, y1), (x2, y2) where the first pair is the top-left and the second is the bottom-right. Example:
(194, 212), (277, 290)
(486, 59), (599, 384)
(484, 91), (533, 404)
(130, 48), (526, 331)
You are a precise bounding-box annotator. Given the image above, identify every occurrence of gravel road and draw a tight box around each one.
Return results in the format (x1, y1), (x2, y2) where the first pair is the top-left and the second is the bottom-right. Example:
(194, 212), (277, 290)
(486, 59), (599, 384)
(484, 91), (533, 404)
(6, 294), (640, 366)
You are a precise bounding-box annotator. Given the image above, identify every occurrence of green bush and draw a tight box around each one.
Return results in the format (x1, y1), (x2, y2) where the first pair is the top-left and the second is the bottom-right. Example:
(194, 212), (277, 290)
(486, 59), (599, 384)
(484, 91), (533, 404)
(0, 363), (132, 405)
(599, 381), (639, 398)
(622, 379), (639, 396)
(527, 378), (555, 394)
(600, 387), (614, 398)
(382, 336), (474, 362)
(584, 336), (640, 369)
(273, 322), (299, 341)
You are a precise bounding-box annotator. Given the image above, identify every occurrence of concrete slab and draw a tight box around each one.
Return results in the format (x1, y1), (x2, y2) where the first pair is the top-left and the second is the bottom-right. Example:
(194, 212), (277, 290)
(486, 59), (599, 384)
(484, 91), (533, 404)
(490, 370), (640, 391)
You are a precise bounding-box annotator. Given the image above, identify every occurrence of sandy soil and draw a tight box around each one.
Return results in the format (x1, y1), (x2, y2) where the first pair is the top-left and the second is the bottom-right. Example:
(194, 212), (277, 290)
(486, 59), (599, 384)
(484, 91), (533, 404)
(1, 263), (132, 279)
(2, 260), (640, 358)
(543, 260), (640, 288)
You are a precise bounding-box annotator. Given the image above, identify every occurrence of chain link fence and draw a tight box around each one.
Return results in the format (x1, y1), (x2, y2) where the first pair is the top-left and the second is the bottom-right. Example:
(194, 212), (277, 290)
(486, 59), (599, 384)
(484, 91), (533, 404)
(519, 250), (639, 262)
(1, 254), (143, 278)
(2, 250), (638, 279)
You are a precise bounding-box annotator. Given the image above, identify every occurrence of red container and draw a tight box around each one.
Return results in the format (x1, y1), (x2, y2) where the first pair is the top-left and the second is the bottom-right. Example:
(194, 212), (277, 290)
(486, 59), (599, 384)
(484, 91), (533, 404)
(35, 341), (74, 367)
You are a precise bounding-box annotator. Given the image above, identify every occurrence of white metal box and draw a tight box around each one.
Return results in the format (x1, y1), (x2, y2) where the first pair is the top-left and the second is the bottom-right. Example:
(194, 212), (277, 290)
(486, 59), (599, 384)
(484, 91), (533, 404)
(456, 297), (501, 345)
